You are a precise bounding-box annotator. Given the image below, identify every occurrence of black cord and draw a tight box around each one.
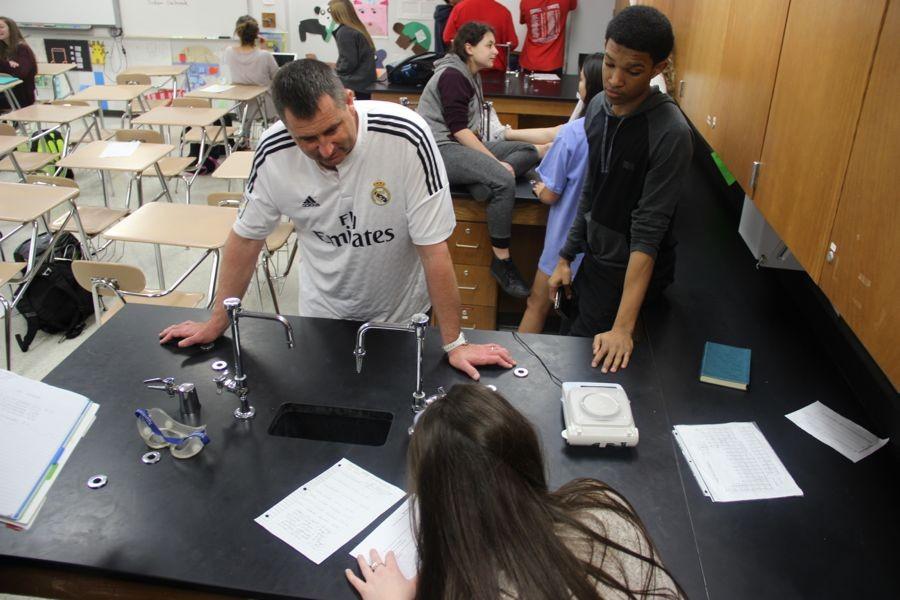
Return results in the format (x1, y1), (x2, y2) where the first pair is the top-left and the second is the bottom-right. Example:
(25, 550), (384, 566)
(511, 331), (563, 387)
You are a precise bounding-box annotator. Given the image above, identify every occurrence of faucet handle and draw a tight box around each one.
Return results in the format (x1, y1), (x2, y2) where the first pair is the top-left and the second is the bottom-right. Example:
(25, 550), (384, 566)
(143, 377), (176, 395)
(213, 372), (230, 394)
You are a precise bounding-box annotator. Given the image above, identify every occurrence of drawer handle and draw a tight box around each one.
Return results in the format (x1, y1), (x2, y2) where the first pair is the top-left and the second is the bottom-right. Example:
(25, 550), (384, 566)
(462, 326), (476, 330)
(454, 242), (481, 249)
(459, 284), (478, 291)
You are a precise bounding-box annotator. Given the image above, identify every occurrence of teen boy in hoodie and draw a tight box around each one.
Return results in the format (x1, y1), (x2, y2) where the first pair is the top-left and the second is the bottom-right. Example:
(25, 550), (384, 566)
(549, 6), (692, 374)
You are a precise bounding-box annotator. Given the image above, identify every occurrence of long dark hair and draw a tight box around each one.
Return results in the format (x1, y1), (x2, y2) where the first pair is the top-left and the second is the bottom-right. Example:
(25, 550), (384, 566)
(408, 384), (684, 600)
(0, 17), (26, 60)
(579, 52), (605, 118)
(450, 21), (493, 64)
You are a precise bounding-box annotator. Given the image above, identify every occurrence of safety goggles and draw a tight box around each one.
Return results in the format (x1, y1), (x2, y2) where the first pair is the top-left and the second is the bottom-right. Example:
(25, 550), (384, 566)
(135, 408), (210, 459)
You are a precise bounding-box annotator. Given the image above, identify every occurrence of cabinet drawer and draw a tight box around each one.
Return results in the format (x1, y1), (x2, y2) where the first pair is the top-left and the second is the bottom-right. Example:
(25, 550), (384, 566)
(447, 221), (492, 266)
(459, 304), (496, 330)
(454, 264), (497, 306)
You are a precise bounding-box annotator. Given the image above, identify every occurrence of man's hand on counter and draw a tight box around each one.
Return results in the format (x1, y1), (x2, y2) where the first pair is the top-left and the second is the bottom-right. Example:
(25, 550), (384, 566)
(159, 317), (228, 348)
(448, 342), (516, 381)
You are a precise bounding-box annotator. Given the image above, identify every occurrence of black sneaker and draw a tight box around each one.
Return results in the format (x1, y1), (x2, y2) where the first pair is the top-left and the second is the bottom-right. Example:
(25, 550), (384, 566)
(491, 256), (530, 298)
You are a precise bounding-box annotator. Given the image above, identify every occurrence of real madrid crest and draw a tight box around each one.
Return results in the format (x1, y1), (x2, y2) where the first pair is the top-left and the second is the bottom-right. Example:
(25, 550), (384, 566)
(371, 180), (391, 206)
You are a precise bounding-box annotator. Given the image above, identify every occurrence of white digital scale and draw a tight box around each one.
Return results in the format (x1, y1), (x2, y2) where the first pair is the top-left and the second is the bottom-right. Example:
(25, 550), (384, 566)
(560, 382), (639, 447)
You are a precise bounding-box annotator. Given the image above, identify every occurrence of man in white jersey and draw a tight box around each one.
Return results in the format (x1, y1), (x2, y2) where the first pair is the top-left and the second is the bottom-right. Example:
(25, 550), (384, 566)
(159, 59), (514, 379)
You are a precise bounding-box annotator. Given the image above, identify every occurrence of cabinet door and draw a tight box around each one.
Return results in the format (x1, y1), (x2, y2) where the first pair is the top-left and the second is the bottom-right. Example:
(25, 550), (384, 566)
(820, 0), (900, 389)
(671, 0), (731, 142)
(752, 0), (887, 278)
(711, 0), (789, 193)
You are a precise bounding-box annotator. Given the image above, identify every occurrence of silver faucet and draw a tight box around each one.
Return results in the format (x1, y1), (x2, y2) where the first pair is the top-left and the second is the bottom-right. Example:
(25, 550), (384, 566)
(214, 297), (295, 420)
(354, 313), (430, 412)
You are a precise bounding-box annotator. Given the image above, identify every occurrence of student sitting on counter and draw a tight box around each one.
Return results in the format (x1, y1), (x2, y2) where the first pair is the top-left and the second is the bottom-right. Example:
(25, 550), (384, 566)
(159, 59), (515, 381)
(346, 384), (686, 599)
(417, 22), (540, 299)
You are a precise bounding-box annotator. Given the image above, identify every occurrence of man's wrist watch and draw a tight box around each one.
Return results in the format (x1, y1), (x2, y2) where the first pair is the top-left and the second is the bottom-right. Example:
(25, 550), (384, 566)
(442, 332), (467, 353)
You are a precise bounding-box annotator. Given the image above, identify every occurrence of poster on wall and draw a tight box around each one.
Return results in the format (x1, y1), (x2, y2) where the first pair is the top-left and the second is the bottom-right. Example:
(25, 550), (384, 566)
(174, 46), (221, 90)
(43, 39), (92, 71)
(398, 0), (440, 20)
(354, 0), (390, 38)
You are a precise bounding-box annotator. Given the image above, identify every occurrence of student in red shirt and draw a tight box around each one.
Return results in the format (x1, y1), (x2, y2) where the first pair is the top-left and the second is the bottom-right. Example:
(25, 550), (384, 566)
(442, 0), (518, 72)
(520, 0), (577, 75)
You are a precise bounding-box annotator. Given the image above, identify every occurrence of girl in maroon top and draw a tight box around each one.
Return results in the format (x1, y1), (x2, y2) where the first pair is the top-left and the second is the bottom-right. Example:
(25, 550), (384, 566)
(0, 17), (38, 110)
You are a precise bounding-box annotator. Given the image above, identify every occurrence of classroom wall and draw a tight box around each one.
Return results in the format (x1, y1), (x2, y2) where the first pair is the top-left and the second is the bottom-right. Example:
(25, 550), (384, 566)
(16, 0), (613, 108)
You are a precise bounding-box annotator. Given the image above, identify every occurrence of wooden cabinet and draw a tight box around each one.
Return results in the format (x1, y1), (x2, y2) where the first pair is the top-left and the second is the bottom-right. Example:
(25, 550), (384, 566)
(444, 197), (548, 330)
(710, 0), (789, 192)
(819, 0), (900, 389)
(753, 0), (887, 279)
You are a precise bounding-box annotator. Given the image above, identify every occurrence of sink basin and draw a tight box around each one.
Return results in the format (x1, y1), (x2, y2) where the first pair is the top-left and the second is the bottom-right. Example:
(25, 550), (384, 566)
(268, 403), (393, 446)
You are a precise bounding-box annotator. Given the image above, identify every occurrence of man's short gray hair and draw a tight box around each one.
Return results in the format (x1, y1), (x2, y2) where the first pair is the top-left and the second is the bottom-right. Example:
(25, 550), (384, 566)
(271, 59), (347, 120)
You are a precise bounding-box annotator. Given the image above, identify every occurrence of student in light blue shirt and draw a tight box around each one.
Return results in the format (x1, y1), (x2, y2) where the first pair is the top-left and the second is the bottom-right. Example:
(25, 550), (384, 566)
(519, 54), (603, 333)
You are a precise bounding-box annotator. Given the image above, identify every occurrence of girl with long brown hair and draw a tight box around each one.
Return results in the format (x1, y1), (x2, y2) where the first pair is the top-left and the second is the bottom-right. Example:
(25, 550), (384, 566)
(0, 16), (37, 110)
(327, 0), (376, 100)
(223, 15), (279, 145)
(347, 384), (686, 599)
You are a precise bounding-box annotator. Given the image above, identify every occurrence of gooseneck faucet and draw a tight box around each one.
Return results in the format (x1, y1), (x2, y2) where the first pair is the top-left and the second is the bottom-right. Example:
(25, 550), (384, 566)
(354, 313), (429, 412)
(214, 297), (294, 419)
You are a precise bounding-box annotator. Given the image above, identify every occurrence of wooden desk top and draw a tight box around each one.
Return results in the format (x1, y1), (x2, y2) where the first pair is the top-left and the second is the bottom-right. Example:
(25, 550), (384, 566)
(56, 141), (176, 172)
(132, 106), (231, 127)
(119, 65), (189, 77)
(1, 103), (97, 124)
(211, 151), (254, 179)
(0, 78), (22, 92)
(36, 63), (77, 76)
(186, 84), (268, 102)
(103, 203), (236, 249)
(0, 134), (28, 156)
(68, 84), (153, 102)
(0, 181), (78, 223)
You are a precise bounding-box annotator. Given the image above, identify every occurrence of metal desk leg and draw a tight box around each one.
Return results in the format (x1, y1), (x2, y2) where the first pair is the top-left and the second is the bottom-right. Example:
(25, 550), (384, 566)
(154, 244), (166, 289)
(1, 296), (11, 371)
(8, 153), (26, 183)
(154, 163), (174, 203)
(66, 198), (94, 259)
(136, 172), (145, 207)
(205, 249), (220, 309)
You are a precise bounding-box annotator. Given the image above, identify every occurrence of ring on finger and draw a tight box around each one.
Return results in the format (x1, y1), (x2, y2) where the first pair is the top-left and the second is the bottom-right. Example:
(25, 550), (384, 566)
(370, 561), (384, 570)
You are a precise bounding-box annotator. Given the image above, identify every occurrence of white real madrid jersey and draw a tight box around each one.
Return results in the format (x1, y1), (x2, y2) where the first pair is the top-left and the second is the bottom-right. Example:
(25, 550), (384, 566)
(234, 100), (455, 322)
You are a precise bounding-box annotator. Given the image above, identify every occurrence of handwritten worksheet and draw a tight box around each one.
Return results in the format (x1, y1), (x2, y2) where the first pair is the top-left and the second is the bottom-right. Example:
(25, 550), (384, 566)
(673, 422), (803, 502)
(349, 497), (418, 579)
(255, 459), (405, 564)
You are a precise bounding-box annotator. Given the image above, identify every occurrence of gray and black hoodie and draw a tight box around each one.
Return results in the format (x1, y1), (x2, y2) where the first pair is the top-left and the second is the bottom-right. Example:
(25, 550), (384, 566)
(417, 53), (485, 145)
(559, 89), (693, 280)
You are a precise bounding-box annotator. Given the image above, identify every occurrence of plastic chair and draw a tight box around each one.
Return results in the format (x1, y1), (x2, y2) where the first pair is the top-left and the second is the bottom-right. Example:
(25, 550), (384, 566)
(26, 175), (127, 259)
(114, 129), (196, 204)
(205, 193), (297, 313)
(0, 123), (57, 178)
(71, 261), (204, 325)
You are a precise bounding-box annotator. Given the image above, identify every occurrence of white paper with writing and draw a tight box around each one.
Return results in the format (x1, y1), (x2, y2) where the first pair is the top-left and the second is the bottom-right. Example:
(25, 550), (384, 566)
(255, 459), (405, 564)
(786, 401), (888, 462)
(673, 422), (803, 502)
(201, 84), (234, 93)
(349, 497), (418, 578)
(99, 140), (140, 158)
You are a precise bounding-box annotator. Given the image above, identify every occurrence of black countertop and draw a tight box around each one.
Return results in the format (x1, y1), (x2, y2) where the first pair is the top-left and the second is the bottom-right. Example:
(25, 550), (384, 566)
(366, 70), (579, 102)
(0, 305), (701, 599)
(1, 166), (896, 599)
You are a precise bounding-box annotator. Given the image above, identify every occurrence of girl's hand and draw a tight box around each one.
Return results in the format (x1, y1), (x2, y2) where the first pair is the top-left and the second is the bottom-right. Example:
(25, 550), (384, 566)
(345, 549), (416, 600)
(8, 61), (19, 69)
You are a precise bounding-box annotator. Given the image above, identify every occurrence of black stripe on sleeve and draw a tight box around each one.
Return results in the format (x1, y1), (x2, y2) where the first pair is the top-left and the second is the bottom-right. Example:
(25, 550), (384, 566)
(367, 114), (444, 195)
(247, 130), (293, 190)
(247, 140), (296, 193)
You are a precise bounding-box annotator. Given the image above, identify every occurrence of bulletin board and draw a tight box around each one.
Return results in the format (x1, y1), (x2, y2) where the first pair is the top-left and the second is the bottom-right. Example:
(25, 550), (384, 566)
(0, 0), (118, 28)
(118, 0), (250, 39)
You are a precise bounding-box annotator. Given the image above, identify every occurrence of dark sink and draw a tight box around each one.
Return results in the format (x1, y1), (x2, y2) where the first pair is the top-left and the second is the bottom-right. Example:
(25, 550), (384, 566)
(268, 403), (393, 446)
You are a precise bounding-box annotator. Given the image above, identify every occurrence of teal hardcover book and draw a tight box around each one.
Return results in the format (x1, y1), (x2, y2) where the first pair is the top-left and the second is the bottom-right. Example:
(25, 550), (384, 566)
(700, 342), (751, 390)
(0, 75), (20, 85)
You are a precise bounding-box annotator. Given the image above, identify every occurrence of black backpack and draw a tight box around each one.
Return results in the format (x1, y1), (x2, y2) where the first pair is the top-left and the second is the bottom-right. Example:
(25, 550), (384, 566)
(13, 232), (94, 352)
(387, 52), (439, 86)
